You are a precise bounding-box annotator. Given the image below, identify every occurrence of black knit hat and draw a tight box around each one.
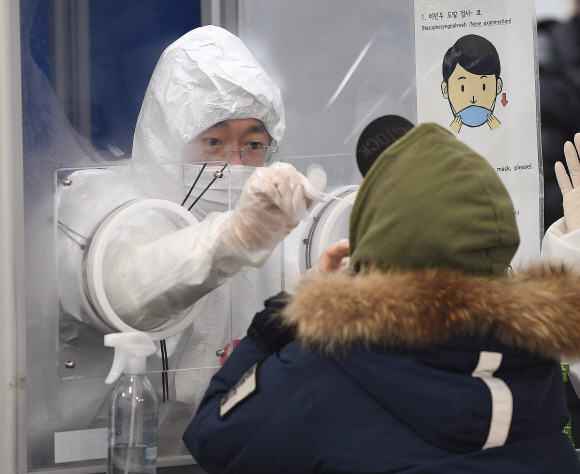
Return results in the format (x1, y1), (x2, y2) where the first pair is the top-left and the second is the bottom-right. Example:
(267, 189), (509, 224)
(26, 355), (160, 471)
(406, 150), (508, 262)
(356, 115), (414, 177)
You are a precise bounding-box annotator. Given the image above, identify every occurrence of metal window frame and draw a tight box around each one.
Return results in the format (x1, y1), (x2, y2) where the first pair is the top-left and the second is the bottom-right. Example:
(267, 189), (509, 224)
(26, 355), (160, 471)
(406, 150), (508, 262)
(6, 0), (239, 470)
(48, 0), (92, 142)
(201, 0), (238, 34)
(0, 0), (27, 472)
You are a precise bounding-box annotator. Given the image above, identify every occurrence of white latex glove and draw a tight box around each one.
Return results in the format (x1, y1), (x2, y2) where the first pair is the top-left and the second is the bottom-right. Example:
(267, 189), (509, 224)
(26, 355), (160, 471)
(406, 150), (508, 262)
(227, 162), (319, 251)
(558, 134), (580, 232)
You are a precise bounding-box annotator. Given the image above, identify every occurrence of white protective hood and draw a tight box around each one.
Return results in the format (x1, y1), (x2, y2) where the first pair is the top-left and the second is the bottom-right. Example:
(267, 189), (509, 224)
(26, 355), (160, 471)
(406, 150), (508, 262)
(132, 25), (285, 164)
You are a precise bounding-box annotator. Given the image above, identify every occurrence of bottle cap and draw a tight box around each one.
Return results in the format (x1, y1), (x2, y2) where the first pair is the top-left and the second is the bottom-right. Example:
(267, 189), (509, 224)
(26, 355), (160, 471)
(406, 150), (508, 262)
(104, 332), (156, 384)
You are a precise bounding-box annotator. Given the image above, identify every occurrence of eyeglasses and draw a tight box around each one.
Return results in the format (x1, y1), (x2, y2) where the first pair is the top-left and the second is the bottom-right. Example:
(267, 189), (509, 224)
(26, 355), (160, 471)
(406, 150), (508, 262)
(196, 144), (278, 167)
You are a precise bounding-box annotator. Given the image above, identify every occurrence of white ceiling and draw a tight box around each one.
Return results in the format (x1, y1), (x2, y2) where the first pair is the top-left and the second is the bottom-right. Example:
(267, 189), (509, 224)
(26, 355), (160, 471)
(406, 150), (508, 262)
(536, 0), (576, 22)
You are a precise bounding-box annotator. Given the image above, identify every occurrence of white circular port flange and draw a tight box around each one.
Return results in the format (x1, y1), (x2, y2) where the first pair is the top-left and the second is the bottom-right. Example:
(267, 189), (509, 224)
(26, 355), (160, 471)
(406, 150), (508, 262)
(85, 198), (208, 340)
(299, 186), (358, 274)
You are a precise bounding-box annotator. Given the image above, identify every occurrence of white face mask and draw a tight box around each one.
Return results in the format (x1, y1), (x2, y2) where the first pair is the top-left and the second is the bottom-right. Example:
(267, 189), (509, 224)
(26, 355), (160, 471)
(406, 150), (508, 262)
(182, 165), (256, 217)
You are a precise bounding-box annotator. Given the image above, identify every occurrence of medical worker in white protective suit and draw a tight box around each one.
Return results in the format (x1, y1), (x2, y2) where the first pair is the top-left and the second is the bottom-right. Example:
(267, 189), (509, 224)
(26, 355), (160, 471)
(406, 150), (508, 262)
(106, 25), (318, 323)
(129, 24), (321, 409)
(542, 133), (580, 444)
(58, 25), (318, 428)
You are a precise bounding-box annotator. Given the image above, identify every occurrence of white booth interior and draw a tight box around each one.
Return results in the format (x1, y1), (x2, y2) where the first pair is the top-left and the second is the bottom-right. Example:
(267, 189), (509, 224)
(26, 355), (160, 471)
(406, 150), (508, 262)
(17, 0), (541, 471)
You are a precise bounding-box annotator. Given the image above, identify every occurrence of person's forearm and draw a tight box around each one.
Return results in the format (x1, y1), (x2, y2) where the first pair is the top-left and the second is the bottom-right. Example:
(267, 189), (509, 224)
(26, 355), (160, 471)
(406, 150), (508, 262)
(103, 210), (281, 319)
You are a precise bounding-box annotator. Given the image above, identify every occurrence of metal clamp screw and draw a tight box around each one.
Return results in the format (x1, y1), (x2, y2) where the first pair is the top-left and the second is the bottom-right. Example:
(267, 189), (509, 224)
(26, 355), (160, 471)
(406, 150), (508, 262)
(215, 349), (226, 357)
(62, 178), (73, 186)
(213, 171), (224, 179)
(64, 361), (76, 369)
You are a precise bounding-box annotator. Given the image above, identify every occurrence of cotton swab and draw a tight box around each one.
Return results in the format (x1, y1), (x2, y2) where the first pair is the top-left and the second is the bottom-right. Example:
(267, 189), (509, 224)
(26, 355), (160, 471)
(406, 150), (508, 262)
(318, 191), (355, 204)
(306, 163), (355, 204)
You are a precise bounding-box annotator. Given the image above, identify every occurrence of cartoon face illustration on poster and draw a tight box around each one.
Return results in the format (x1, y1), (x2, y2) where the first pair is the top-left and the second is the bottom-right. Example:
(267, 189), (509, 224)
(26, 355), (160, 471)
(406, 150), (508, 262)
(441, 34), (503, 134)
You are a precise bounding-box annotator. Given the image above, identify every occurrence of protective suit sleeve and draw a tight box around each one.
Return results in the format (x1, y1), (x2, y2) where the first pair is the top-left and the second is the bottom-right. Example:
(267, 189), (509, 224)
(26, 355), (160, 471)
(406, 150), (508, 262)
(542, 137), (580, 402)
(542, 220), (580, 402)
(542, 218), (580, 273)
(103, 163), (317, 326)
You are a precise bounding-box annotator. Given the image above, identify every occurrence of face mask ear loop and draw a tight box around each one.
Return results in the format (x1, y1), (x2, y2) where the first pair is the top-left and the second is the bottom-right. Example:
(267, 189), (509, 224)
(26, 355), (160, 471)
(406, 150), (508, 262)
(264, 147), (279, 166)
(181, 163), (207, 206)
(156, 161), (228, 402)
(56, 220), (88, 249)
(187, 163), (228, 212)
(160, 339), (169, 403)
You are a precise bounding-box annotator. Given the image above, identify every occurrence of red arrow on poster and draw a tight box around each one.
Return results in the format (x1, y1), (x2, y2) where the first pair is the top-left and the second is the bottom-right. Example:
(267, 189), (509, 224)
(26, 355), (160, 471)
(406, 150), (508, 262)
(501, 93), (508, 106)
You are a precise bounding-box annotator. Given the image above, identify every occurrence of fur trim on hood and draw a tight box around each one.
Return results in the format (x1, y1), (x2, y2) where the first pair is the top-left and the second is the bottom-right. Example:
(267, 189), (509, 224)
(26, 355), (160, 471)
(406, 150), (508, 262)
(281, 263), (580, 360)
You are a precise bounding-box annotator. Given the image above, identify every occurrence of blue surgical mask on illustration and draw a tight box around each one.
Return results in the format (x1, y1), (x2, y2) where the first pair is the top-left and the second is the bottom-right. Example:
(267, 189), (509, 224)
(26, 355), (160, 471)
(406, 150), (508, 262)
(456, 106), (491, 127)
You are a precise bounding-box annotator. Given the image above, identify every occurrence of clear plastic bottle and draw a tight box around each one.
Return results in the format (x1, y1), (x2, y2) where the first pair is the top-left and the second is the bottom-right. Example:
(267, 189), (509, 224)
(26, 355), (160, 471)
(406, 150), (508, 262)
(105, 332), (158, 474)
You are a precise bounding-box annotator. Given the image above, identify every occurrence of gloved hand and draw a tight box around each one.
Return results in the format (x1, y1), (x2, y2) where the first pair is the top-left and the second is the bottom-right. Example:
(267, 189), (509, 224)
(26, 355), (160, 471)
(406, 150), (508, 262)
(247, 291), (295, 355)
(228, 162), (320, 250)
(557, 133), (580, 232)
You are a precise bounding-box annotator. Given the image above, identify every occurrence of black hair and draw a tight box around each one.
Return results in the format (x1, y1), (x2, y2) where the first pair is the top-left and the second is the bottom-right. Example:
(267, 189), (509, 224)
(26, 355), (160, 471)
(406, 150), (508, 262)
(442, 35), (501, 83)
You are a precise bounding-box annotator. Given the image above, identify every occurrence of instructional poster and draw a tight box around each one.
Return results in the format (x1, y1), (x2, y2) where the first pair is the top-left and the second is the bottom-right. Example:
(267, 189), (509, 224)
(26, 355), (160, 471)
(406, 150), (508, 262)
(414, 0), (541, 268)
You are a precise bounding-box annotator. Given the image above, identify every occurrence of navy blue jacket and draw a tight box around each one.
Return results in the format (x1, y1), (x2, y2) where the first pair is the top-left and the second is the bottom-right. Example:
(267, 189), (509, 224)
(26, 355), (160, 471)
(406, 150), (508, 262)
(184, 268), (580, 473)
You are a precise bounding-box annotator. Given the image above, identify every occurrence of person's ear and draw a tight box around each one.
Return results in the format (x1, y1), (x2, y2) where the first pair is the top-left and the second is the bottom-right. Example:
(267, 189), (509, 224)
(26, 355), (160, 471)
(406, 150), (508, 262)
(441, 82), (449, 99)
(496, 77), (503, 95)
